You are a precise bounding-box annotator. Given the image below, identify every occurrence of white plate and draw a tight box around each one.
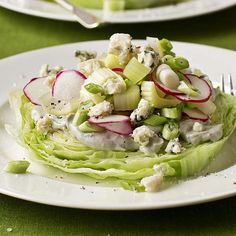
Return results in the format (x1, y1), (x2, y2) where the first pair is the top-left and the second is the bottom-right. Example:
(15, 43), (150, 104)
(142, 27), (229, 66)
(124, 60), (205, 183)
(0, 0), (235, 23)
(1, 40), (236, 210)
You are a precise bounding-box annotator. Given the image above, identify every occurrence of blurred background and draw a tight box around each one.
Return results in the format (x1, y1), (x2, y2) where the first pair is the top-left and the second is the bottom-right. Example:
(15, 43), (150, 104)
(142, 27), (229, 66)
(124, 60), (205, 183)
(0, 0), (236, 59)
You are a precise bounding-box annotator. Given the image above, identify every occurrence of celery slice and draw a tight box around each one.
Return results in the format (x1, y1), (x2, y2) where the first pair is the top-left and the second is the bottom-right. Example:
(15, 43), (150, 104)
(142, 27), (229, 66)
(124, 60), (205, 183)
(124, 57), (151, 84)
(113, 85), (140, 111)
(4, 160), (30, 174)
(89, 68), (117, 86)
(141, 81), (181, 108)
(104, 54), (122, 69)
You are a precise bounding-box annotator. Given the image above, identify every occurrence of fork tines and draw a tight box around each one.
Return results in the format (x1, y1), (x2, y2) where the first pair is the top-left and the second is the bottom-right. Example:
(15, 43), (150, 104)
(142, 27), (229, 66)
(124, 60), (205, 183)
(221, 74), (235, 96)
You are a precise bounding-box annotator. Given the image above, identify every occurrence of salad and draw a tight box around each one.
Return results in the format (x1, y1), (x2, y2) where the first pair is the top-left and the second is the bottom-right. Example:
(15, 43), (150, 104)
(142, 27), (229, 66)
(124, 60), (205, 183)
(7, 33), (236, 192)
(49, 0), (187, 10)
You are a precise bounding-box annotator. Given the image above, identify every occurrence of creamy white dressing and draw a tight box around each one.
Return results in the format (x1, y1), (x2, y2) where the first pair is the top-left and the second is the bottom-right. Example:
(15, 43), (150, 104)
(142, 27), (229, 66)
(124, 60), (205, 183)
(32, 107), (67, 130)
(139, 135), (164, 154)
(31, 106), (43, 122)
(68, 120), (138, 151)
(180, 119), (223, 145)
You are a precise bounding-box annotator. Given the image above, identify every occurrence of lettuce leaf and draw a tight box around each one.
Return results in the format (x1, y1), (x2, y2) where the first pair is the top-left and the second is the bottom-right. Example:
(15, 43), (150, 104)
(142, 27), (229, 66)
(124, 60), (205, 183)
(8, 89), (236, 191)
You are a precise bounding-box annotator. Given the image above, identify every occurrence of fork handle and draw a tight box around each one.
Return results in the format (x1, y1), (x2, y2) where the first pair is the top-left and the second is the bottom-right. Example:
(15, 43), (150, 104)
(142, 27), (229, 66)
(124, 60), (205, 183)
(55, 0), (100, 29)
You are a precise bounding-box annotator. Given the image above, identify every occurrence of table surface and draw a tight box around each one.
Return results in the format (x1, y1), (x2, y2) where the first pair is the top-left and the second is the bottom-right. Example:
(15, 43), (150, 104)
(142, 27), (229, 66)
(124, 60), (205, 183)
(0, 5), (236, 236)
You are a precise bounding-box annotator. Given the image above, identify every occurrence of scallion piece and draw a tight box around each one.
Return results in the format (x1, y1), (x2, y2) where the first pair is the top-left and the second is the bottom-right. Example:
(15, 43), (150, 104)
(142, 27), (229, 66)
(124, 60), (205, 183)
(4, 160), (30, 174)
(85, 83), (103, 94)
(165, 56), (189, 70)
(160, 38), (173, 52)
(162, 122), (179, 140)
(143, 114), (167, 126)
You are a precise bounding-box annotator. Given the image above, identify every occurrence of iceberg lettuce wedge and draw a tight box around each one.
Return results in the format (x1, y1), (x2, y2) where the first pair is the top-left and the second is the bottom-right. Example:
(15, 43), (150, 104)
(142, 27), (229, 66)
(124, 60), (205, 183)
(8, 89), (236, 191)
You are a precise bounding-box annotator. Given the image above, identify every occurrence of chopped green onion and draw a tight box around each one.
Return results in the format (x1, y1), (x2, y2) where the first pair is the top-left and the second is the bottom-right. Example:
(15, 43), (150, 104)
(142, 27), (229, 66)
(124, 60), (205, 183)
(79, 121), (104, 133)
(177, 81), (199, 96)
(143, 114), (167, 126)
(165, 56), (189, 70)
(124, 79), (133, 89)
(4, 160), (30, 174)
(160, 38), (173, 52)
(176, 71), (185, 80)
(186, 103), (198, 109)
(106, 95), (114, 104)
(161, 106), (182, 119)
(81, 100), (94, 110)
(161, 55), (174, 64)
(162, 122), (179, 140)
(174, 57), (189, 70)
(73, 109), (88, 126)
(85, 83), (103, 94)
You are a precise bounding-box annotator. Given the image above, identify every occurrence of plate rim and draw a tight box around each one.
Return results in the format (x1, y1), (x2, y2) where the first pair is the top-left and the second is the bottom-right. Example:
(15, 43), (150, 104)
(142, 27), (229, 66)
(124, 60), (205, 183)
(0, 183), (236, 210)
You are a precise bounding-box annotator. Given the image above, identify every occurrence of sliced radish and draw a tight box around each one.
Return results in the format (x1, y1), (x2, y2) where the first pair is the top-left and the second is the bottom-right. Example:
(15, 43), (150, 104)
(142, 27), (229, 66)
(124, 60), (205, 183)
(179, 72), (192, 84)
(89, 115), (133, 136)
(23, 76), (50, 106)
(52, 70), (87, 102)
(183, 108), (209, 122)
(174, 74), (212, 103)
(151, 72), (184, 96)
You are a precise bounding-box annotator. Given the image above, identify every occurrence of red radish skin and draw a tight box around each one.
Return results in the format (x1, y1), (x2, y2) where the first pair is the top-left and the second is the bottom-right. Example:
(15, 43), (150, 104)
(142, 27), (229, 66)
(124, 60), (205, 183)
(52, 70), (87, 101)
(112, 68), (124, 73)
(179, 72), (192, 84)
(96, 121), (133, 136)
(112, 68), (124, 76)
(174, 74), (212, 103)
(151, 72), (184, 96)
(89, 115), (133, 136)
(183, 108), (209, 122)
(23, 76), (49, 106)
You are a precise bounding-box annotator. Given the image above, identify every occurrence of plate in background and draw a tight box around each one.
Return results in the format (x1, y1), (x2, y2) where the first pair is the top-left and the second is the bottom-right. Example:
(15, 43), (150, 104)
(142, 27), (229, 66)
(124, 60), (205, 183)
(0, 0), (235, 23)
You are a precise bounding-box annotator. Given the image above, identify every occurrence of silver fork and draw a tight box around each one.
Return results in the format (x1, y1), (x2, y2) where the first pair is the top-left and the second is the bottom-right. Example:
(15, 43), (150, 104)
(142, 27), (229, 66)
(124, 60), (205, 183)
(55, 0), (101, 29)
(220, 74), (235, 96)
